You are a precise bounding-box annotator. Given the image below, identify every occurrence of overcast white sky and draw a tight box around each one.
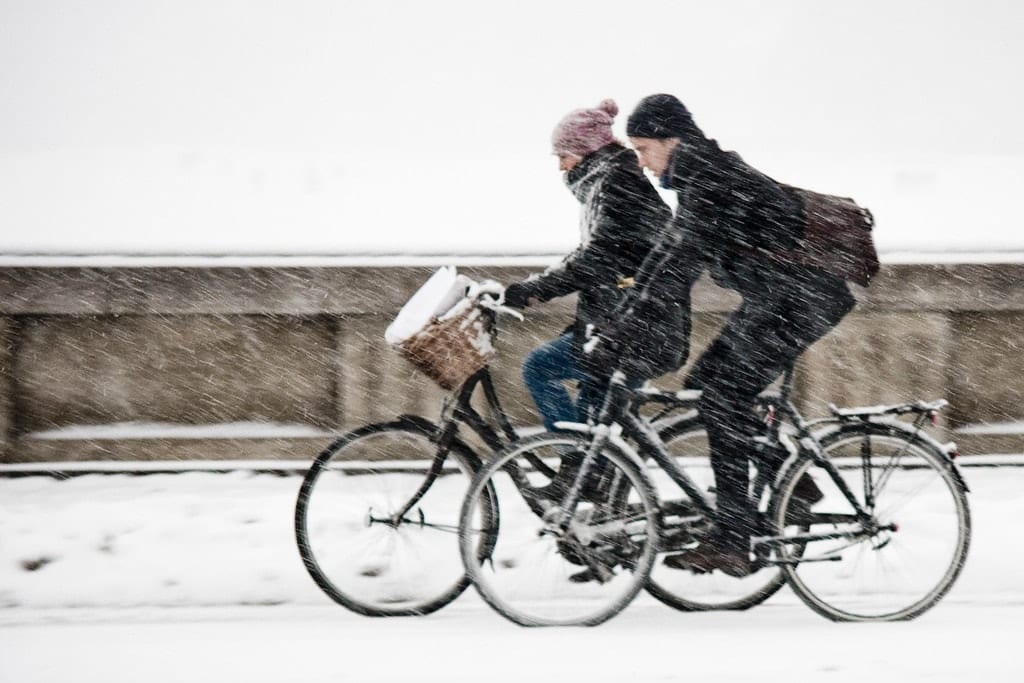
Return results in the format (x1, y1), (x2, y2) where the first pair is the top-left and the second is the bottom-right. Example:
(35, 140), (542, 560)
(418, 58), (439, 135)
(1, 0), (1022, 256)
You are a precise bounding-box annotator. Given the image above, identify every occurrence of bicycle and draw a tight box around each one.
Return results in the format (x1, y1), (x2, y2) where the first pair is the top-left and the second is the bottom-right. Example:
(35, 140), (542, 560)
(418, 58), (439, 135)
(458, 365), (971, 626)
(293, 284), (707, 616)
(294, 287), (720, 617)
(293, 276), (526, 616)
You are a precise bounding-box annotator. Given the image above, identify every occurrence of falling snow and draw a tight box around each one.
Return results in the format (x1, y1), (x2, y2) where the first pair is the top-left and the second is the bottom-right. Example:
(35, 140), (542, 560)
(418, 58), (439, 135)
(2, 2), (1023, 681)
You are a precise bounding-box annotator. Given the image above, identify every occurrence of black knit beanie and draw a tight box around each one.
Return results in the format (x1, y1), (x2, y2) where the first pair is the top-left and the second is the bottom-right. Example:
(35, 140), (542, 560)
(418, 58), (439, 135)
(626, 94), (694, 139)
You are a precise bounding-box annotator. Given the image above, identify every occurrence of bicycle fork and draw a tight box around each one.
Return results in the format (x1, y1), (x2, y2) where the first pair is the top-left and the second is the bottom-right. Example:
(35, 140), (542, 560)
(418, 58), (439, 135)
(548, 423), (618, 533)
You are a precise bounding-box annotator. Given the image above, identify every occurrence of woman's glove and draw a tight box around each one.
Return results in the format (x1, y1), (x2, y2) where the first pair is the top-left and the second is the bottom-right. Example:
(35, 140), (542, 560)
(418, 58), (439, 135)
(502, 282), (533, 309)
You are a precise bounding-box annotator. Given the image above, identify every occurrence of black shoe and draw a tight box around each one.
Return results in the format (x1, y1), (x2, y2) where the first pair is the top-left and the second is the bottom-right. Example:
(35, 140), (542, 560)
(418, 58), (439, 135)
(663, 542), (752, 578)
(794, 473), (824, 505)
(568, 568), (597, 583)
(785, 473), (824, 525)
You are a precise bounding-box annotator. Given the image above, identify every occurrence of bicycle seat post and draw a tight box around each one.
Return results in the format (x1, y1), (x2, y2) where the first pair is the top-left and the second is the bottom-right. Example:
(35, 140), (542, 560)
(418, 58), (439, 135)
(597, 370), (629, 421)
(779, 365), (795, 407)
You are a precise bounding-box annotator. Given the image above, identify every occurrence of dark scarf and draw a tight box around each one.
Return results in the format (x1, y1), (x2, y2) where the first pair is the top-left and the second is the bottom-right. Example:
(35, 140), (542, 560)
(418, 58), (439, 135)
(564, 143), (628, 202)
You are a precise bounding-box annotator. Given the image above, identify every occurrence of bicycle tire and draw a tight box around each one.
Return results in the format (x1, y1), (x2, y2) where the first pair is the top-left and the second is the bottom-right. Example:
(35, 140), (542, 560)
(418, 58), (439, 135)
(643, 413), (790, 611)
(771, 421), (971, 622)
(459, 431), (661, 627)
(295, 419), (496, 616)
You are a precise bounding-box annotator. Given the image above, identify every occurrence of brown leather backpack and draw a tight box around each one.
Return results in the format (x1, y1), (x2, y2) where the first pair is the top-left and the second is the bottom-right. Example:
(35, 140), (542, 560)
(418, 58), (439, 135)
(776, 187), (880, 287)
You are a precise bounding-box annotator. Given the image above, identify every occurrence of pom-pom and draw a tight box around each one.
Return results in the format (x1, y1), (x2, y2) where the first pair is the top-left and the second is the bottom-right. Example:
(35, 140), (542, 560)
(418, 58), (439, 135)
(597, 99), (619, 118)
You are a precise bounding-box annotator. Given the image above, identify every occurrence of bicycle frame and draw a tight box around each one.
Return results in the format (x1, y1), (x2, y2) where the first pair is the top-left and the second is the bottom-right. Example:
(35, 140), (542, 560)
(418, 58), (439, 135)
(388, 363), (569, 525)
(439, 367), (521, 454)
(553, 366), (949, 554)
(384, 367), (522, 524)
(548, 373), (715, 532)
(409, 300), (521, 465)
(759, 368), (960, 537)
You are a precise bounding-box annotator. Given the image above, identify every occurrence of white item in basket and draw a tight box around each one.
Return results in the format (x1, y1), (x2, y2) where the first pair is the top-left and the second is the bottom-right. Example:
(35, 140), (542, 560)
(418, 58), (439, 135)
(384, 266), (473, 345)
(433, 274), (475, 320)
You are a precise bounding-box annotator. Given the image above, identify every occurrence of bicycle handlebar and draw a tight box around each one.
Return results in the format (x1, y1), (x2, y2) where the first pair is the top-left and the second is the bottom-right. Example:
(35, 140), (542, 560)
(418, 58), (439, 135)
(463, 279), (525, 321)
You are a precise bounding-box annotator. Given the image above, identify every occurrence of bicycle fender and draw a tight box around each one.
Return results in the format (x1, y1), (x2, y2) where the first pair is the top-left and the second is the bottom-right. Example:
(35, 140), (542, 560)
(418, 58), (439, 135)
(777, 420), (970, 495)
(869, 419), (965, 491)
(393, 414), (439, 432)
(874, 419), (970, 494)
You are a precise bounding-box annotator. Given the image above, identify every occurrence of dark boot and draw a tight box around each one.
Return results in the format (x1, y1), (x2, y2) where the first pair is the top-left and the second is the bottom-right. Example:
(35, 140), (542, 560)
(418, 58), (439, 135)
(785, 473), (824, 524)
(794, 472), (824, 504)
(663, 539), (752, 578)
(525, 449), (609, 506)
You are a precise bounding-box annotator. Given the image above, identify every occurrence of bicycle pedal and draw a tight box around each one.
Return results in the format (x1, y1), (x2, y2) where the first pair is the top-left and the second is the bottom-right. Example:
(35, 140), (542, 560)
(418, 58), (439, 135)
(767, 555), (842, 566)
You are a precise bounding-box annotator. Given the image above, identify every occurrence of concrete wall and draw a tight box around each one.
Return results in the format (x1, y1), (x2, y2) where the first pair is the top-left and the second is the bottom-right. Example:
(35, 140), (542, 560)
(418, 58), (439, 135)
(0, 263), (1021, 462)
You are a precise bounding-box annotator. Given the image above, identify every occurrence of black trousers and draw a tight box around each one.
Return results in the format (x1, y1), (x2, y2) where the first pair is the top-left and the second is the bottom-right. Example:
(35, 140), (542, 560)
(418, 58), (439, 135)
(684, 278), (855, 551)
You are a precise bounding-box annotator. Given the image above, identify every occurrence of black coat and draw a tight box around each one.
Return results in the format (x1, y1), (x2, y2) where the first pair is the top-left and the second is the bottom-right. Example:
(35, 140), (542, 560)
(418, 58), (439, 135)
(511, 143), (683, 370)
(607, 126), (855, 377)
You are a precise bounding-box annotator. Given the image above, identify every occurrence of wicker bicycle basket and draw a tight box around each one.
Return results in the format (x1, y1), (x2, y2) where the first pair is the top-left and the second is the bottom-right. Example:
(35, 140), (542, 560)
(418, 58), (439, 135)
(398, 298), (496, 391)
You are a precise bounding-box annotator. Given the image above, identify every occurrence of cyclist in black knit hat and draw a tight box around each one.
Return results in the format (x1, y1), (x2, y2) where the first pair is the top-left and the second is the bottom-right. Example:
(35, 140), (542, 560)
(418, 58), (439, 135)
(603, 93), (855, 576)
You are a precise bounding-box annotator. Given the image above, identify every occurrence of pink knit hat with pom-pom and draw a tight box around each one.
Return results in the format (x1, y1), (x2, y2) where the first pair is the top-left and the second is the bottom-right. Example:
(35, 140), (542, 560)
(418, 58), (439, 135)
(551, 99), (619, 157)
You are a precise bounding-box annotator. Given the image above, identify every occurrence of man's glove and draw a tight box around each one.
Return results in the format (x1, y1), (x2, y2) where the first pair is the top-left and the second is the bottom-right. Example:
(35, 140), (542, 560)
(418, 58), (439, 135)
(502, 282), (533, 309)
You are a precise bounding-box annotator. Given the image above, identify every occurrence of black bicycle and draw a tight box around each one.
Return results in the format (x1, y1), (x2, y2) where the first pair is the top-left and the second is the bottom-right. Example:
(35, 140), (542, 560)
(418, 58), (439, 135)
(458, 366), (972, 626)
(294, 291), (718, 617)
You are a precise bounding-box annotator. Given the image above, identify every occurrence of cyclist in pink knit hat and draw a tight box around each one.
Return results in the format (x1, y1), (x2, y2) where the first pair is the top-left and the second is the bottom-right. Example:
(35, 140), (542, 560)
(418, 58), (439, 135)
(502, 100), (685, 506)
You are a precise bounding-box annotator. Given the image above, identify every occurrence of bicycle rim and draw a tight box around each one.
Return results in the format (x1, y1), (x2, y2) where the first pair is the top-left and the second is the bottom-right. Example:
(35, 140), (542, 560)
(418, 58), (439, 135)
(460, 432), (660, 627)
(773, 425), (970, 621)
(296, 421), (493, 616)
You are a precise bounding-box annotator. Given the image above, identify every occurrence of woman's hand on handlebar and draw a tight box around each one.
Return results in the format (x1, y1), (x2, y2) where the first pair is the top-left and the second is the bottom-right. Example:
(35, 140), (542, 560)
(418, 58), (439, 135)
(501, 282), (533, 310)
(473, 281), (525, 321)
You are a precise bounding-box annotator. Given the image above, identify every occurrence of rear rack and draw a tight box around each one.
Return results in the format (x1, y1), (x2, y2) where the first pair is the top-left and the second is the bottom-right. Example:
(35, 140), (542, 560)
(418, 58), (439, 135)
(829, 398), (949, 419)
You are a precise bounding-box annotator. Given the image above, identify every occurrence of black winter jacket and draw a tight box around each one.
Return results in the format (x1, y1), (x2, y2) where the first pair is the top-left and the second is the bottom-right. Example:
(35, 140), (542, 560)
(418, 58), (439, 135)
(511, 143), (684, 372)
(606, 127), (854, 376)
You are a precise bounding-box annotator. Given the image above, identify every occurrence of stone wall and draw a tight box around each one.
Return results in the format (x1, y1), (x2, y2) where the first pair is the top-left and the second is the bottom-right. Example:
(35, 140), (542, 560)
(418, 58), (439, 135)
(0, 262), (1021, 462)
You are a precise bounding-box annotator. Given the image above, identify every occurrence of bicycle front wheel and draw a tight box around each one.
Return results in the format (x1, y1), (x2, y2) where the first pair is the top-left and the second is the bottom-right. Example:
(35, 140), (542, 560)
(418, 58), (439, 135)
(296, 420), (494, 616)
(459, 432), (661, 627)
(645, 414), (789, 611)
(771, 422), (971, 622)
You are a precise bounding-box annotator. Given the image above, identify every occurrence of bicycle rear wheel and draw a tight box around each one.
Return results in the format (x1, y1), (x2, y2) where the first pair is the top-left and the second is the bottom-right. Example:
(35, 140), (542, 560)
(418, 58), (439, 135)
(644, 414), (789, 611)
(771, 422), (970, 621)
(295, 420), (494, 616)
(459, 432), (660, 626)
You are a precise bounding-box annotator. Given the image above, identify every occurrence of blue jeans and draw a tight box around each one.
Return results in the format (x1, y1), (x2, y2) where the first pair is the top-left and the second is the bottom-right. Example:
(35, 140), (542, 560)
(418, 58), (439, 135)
(522, 333), (594, 431)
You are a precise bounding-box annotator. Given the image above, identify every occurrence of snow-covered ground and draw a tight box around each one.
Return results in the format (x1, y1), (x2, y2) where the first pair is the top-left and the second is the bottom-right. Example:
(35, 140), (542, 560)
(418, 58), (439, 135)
(2, 600), (1021, 683)
(2, 461), (1020, 610)
(1, 460), (1022, 681)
